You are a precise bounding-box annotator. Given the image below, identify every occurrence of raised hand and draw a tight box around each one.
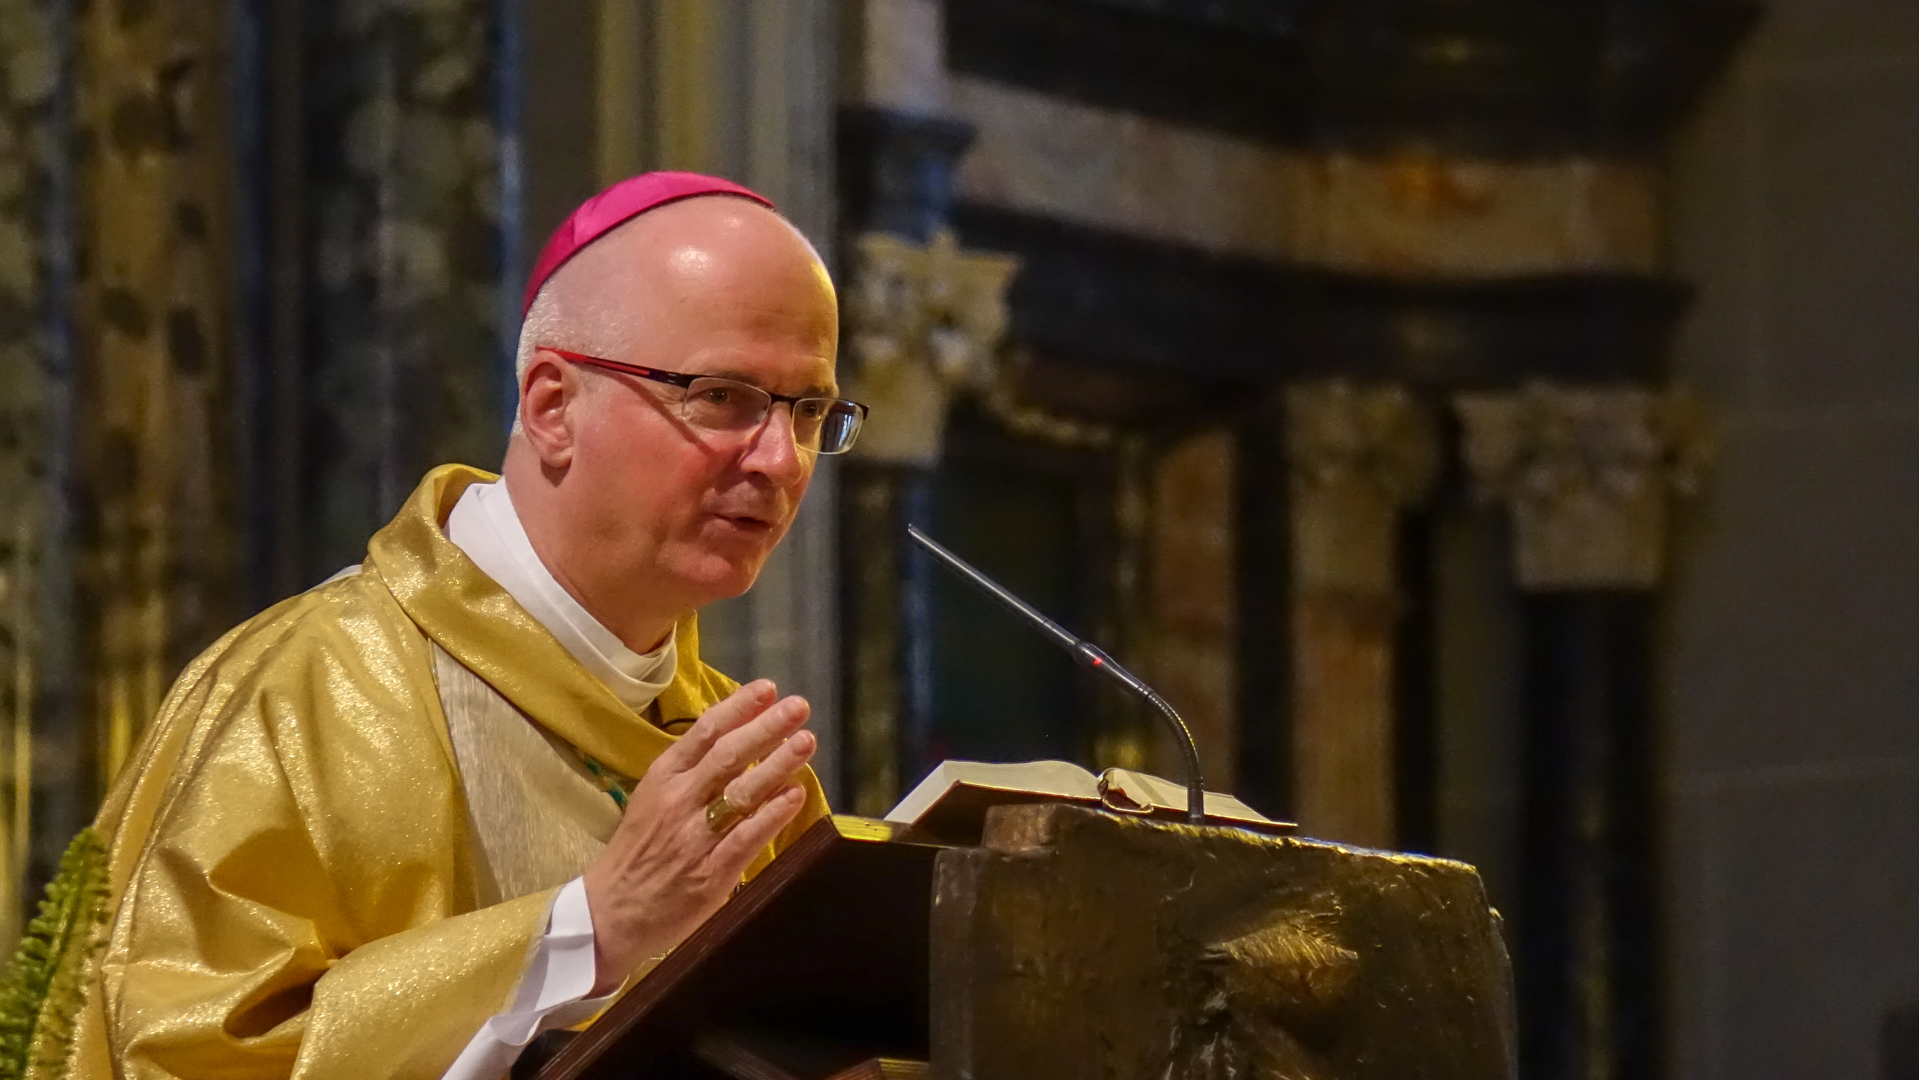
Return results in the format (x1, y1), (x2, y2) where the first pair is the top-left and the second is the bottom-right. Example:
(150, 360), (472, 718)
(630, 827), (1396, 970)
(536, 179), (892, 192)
(580, 679), (816, 994)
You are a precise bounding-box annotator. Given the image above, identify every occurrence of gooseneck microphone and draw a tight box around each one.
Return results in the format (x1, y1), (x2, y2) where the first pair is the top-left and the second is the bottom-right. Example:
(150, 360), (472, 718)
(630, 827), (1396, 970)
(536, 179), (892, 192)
(906, 525), (1207, 825)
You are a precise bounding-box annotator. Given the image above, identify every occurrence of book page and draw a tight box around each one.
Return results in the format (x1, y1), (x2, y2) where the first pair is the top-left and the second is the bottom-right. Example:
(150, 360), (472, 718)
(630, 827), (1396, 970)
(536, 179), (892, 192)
(1100, 768), (1278, 825)
(884, 759), (1100, 824)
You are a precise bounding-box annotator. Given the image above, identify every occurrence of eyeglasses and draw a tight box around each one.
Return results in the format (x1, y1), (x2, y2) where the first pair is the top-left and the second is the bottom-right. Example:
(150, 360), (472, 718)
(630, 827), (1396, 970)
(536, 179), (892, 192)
(543, 347), (869, 455)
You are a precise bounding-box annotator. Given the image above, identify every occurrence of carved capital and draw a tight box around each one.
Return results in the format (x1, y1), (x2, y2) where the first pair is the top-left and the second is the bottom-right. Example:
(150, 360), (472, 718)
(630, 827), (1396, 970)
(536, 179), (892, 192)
(1454, 383), (1709, 591)
(1285, 381), (1439, 595)
(844, 227), (1019, 466)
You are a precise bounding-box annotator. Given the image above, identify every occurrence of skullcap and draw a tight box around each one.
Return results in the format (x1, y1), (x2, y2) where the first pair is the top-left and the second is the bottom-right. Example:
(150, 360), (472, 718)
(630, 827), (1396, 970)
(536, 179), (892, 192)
(521, 171), (775, 316)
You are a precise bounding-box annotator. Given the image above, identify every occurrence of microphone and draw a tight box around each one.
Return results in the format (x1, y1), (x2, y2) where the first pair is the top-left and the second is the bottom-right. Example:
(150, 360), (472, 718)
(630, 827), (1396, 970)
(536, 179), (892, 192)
(906, 524), (1207, 825)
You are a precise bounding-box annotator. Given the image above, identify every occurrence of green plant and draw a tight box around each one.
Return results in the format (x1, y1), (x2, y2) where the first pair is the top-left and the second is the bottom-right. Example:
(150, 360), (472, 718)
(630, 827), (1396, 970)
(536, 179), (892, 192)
(0, 830), (108, 1080)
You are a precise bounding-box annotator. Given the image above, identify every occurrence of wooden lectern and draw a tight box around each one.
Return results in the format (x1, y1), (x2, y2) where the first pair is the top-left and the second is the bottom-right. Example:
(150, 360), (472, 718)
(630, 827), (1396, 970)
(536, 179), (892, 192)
(530, 804), (1516, 1080)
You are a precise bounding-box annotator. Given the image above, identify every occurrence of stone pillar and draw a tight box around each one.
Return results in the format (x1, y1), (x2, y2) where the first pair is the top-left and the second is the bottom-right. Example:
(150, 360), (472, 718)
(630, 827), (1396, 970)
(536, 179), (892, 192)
(1284, 380), (1438, 848)
(1455, 383), (1707, 1080)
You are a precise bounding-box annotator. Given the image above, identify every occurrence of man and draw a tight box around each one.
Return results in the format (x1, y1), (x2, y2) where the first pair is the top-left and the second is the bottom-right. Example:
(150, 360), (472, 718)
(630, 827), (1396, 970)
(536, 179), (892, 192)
(58, 173), (861, 1079)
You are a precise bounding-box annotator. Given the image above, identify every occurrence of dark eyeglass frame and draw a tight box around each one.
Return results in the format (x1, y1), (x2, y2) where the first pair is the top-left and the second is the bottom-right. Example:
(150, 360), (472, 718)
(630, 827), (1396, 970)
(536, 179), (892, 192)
(542, 346), (869, 455)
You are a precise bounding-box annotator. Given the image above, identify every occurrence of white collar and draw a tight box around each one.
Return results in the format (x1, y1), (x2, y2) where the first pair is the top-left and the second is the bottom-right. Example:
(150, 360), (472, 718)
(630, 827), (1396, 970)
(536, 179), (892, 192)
(444, 479), (677, 714)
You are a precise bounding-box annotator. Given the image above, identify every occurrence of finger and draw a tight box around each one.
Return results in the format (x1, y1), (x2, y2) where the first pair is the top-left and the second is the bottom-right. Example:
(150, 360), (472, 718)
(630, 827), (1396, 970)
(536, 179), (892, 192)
(688, 695), (810, 795)
(652, 680), (778, 775)
(708, 784), (807, 872)
(686, 694), (811, 793)
(721, 729), (816, 811)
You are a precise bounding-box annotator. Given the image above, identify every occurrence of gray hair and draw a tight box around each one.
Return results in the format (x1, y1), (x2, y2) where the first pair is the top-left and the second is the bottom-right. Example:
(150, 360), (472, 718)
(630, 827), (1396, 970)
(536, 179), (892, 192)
(509, 285), (618, 435)
(514, 287), (563, 388)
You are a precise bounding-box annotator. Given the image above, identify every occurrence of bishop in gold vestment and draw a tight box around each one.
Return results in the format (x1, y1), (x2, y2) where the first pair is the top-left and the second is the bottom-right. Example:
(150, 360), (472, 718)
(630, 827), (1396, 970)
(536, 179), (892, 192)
(41, 170), (856, 1079)
(64, 467), (829, 1079)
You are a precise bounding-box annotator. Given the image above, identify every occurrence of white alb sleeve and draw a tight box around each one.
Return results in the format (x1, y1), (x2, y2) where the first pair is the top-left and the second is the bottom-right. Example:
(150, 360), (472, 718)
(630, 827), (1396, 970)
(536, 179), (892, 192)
(441, 877), (619, 1080)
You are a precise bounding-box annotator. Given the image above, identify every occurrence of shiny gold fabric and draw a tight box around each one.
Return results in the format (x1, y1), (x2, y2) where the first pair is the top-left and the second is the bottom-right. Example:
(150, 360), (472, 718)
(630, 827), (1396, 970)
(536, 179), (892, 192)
(65, 465), (830, 1080)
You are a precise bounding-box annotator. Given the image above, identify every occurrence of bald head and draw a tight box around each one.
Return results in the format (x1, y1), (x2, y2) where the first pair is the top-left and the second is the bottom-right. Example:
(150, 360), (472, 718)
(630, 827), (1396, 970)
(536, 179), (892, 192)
(502, 193), (841, 653)
(516, 196), (835, 391)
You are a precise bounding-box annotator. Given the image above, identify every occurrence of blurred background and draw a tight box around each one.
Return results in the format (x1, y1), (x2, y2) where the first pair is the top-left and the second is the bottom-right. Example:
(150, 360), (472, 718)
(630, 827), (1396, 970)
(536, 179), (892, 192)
(0, 0), (1914, 1076)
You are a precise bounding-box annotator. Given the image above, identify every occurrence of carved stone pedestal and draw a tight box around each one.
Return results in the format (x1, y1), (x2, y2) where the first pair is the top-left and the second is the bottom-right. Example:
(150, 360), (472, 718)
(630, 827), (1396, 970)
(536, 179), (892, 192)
(932, 804), (1516, 1080)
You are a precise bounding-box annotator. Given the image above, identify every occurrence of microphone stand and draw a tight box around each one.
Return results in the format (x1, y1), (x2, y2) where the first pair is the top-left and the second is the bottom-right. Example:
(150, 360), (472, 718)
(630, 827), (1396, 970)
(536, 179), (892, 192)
(906, 525), (1207, 825)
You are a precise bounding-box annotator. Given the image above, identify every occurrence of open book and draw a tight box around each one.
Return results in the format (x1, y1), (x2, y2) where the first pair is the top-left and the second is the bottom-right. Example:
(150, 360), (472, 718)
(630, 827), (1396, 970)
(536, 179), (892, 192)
(884, 760), (1292, 843)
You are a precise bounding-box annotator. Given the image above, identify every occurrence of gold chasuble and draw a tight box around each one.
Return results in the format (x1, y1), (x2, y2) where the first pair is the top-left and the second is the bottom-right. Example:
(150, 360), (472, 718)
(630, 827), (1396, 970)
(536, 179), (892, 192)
(62, 465), (830, 1080)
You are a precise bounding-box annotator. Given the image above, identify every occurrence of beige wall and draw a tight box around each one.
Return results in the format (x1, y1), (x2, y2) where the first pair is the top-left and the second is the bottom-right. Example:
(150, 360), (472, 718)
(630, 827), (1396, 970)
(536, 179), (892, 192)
(1665, 0), (1919, 1075)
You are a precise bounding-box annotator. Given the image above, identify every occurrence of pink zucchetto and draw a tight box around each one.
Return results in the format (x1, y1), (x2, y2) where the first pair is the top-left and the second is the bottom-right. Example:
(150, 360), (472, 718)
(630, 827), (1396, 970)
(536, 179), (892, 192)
(521, 171), (775, 316)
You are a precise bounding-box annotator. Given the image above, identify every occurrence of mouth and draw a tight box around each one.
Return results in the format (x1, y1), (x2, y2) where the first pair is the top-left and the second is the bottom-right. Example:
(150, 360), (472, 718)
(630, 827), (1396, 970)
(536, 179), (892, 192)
(712, 512), (777, 536)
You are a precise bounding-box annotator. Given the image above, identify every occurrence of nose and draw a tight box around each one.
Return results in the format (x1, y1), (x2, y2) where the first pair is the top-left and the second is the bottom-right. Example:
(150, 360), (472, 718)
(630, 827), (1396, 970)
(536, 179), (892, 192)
(739, 401), (810, 487)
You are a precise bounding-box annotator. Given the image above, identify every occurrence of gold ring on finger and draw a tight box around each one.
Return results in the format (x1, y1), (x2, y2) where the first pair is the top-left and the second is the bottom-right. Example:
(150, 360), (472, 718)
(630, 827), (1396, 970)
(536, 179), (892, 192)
(705, 792), (747, 835)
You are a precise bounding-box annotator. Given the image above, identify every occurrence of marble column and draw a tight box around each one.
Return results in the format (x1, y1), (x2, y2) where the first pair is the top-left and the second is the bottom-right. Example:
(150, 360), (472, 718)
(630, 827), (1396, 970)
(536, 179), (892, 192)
(1456, 383), (1708, 1080)
(1284, 380), (1438, 848)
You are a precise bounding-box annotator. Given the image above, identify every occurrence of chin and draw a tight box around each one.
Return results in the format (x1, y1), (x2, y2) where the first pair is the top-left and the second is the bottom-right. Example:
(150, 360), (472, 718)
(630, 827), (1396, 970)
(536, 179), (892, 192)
(675, 551), (769, 604)
(693, 520), (785, 579)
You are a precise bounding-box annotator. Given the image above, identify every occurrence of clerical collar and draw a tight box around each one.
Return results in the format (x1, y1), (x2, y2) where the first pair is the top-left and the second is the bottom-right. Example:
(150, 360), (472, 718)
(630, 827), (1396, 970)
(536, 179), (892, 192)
(445, 480), (677, 715)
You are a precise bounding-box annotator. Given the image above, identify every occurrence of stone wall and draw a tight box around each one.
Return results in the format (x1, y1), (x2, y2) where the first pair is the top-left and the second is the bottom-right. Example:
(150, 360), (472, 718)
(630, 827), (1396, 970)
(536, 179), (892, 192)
(1665, 0), (1919, 1075)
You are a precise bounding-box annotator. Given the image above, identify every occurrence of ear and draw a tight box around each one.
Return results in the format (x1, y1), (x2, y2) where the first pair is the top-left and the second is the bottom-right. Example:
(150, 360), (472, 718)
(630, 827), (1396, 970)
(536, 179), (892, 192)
(519, 348), (582, 468)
